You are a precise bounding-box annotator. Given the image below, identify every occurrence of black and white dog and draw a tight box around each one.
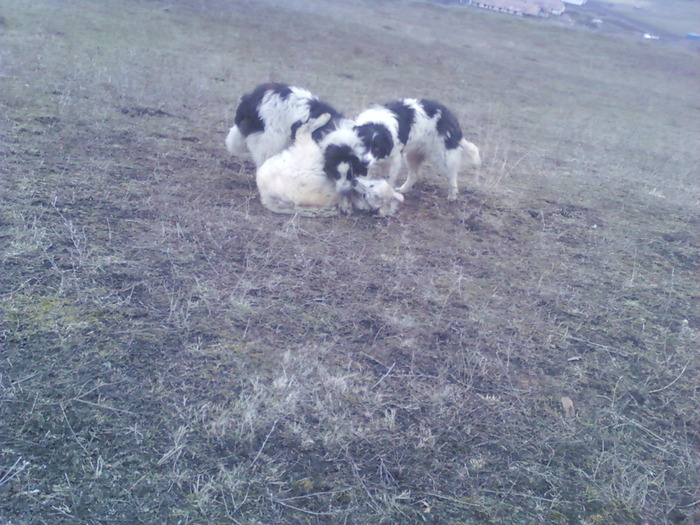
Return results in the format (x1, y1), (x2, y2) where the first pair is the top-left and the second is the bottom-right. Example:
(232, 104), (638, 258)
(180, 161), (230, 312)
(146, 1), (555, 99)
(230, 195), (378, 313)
(256, 113), (403, 217)
(354, 99), (481, 201)
(225, 83), (368, 199)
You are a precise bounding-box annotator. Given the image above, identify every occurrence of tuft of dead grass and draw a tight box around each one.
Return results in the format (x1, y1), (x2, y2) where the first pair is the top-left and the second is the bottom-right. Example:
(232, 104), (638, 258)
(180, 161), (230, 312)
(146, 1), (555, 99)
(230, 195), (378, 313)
(2, 0), (699, 523)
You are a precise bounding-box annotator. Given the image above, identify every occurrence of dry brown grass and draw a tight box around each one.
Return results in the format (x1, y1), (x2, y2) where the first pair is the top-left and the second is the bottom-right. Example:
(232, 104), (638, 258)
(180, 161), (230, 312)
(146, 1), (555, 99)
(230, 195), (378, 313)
(1, 0), (699, 523)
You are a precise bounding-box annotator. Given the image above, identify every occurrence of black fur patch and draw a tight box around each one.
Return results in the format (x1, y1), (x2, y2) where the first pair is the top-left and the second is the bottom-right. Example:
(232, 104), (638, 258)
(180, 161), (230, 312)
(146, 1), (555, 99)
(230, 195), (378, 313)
(290, 120), (303, 141)
(308, 99), (343, 121)
(355, 123), (394, 160)
(308, 99), (345, 142)
(420, 99), (463, 149)
(324, 144), (368, 180)
(233, 93), (263, 137)
(234, 83), (293, 137)
(384, 100), (415, 146)
(421, 99), (441, 119)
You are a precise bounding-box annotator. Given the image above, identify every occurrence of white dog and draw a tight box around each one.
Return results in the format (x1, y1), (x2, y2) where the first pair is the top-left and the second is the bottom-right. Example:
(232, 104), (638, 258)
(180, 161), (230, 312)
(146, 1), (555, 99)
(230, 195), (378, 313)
(225, 83), (368, 197)
(354, 98), (481, 201)
(256, 114), (403, 217)
(352, 177), (404, 218)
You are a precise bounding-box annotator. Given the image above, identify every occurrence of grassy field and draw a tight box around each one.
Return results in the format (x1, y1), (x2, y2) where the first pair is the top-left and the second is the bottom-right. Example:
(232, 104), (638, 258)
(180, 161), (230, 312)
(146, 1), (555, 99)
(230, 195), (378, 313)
(1, 0), (698, 523)
(589, 0), (700, 37)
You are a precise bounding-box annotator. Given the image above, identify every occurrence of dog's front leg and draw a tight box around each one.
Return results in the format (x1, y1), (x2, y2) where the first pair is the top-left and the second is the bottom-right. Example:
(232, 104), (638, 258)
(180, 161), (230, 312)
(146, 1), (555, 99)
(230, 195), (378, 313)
(338, 195), (353, 215)
(386, 152), (405, 187)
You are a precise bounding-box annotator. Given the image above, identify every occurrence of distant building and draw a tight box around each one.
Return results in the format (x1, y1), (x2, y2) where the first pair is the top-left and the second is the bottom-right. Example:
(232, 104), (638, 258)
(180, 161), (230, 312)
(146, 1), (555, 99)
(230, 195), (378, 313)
(471, 0), (540, 16)
(537, 0), (566, 15)
(470, 0), (565, 16)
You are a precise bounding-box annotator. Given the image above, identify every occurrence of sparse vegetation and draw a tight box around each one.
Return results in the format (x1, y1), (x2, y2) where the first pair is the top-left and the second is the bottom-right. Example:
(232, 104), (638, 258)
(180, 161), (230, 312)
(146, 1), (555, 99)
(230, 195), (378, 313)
(1, 0), (698, 523)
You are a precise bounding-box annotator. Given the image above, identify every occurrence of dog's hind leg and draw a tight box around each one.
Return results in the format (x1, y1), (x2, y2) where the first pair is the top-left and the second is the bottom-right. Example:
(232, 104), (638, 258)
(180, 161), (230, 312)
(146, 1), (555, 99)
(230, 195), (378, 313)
(444, 169), (459, 201)
(440, 149), (462, 201)
(386, 154), (405, 187)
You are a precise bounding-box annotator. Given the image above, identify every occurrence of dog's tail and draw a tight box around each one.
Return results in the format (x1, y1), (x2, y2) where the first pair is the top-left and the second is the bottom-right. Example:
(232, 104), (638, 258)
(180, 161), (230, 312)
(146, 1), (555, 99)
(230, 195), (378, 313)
(459, 138), (481, 169)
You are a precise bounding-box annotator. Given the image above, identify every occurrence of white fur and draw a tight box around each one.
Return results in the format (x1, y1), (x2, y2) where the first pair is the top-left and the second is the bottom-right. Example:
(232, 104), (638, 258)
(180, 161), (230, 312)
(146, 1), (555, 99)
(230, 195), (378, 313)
(224, 125), (248, 158)
(256, 114), (337, 216)
(400, 136), (481, 201)
(352, 178), (404, 217)
(226, 86), (318, 167)
(256, 115), (403, 217)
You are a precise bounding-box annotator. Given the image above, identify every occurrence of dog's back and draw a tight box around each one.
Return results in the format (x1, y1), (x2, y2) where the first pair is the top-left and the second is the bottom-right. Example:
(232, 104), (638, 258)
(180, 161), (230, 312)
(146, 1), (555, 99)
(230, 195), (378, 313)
(227, 83), (350, 168)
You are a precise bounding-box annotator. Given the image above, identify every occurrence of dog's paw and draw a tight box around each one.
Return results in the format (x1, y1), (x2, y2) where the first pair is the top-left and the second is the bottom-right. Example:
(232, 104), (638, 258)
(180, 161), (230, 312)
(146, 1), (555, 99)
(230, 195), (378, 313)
(338, 198), (353, 215)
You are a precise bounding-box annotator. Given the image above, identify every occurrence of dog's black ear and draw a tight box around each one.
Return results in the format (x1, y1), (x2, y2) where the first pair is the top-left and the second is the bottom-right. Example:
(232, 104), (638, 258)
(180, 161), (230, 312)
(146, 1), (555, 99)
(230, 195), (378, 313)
(323, 144), (344, 180)
(324, 144), (366, 180)
(371, 127), (393, 159)
(355, 123), (393, 160)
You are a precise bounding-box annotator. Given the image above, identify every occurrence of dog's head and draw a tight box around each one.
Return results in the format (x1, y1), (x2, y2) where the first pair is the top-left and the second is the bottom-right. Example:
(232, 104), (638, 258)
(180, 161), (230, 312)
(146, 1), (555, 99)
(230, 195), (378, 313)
(321, 128), (369, 196)
(352, 178), (404, 217)
(354, 122), (394, 166)
(323, 144), (369, 195)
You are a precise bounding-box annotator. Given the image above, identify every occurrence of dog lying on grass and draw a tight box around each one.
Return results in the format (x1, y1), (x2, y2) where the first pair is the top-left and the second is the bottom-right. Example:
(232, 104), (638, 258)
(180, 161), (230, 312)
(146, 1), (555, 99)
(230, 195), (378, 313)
(256, 114), (404, 217)
(225, 83), (368, 200)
